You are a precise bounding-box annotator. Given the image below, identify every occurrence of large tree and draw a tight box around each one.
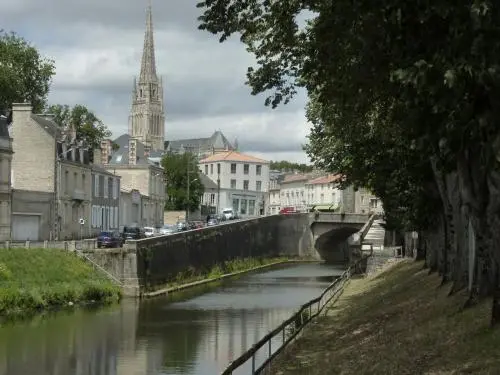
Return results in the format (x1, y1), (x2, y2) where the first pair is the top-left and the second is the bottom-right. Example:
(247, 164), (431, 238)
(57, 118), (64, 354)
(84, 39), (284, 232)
(0, 31), (55, 117)
(161, 152), (205, 212)
(46, 104), (112, 162)
(197, 1), (500, 323)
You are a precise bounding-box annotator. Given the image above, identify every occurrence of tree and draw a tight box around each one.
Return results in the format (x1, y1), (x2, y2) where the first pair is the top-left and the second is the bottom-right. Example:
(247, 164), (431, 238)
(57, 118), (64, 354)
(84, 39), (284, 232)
(0, 31), (55, 117)
(197, 1), (500, 324)
(270, 160), (313, 173)
(161, 152), (204, 212)
(46, 104), (112, 162)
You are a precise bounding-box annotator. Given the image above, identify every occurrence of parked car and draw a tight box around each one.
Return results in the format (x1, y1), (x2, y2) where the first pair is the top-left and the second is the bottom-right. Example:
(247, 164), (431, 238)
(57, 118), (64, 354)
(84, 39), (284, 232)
(143, 226), (156, 237)
(222, 208), (235, 220)
(207, 218), (218, 226)
(97, 231), (123, 248)
(279, 207), (297, 215)
(159, 224), (178, 235)
(177, 221), (188, 231)
(122, 226), (145, 240)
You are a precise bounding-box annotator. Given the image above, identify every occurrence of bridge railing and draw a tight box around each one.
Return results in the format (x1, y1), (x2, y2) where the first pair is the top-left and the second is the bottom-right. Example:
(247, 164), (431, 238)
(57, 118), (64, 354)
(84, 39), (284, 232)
(221, 255), (370, 375)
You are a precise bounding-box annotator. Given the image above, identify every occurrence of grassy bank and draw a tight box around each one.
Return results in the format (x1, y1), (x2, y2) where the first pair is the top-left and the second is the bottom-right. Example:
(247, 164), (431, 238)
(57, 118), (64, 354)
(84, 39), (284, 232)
(0, 248), (121, 318)
(146, 256), (291, 293)
(272, 260), (500, 374)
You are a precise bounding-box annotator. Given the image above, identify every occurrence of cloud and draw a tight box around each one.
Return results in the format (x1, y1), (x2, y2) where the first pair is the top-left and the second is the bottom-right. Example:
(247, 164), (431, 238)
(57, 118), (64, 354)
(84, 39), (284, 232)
(1, 0), (312, 163)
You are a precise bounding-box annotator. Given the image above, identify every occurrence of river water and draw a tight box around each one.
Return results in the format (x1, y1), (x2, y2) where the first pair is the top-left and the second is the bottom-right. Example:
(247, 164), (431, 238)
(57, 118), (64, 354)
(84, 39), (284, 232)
(0, 263), (343, 375)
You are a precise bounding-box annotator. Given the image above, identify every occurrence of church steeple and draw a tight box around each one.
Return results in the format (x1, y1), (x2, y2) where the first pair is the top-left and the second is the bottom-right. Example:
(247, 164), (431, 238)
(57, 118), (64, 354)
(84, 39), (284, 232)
(128, 0), (165, 151)
(140, 0), (157, 82)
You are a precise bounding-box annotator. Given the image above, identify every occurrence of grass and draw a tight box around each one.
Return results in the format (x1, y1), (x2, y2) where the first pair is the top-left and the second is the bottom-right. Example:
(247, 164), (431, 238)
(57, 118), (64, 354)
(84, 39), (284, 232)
(271, 259), (500, 374)
(0, 248), (121, 318)
(154, 256), (291, 291)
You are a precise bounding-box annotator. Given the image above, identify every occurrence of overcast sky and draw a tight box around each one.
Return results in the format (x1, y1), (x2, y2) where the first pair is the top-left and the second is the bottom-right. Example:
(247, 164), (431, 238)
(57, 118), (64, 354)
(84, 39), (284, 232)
(2, 0), (311, 163)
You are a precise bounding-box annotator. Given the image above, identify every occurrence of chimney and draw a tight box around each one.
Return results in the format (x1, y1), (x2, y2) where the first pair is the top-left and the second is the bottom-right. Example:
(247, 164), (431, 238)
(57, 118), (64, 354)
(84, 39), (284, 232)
(100, 139), (111, 165)
(12, 102), (32, 126)
(128, 138), (137, 165)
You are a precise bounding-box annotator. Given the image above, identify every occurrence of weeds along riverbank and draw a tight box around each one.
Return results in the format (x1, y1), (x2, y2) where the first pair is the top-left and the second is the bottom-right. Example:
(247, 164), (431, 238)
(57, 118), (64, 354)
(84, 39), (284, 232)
(142, 256), (296, 297)
(0, 248), (121, 319)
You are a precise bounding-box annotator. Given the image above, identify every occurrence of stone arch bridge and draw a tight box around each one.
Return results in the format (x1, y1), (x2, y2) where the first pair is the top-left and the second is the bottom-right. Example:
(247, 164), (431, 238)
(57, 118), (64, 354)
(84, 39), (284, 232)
(310, 212), (373, 264)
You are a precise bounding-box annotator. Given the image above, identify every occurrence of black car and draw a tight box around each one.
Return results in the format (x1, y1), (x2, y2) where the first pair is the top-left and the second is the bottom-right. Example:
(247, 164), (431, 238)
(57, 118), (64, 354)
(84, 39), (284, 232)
(122, 226), (145, 240)
(97, 231), (123, 248)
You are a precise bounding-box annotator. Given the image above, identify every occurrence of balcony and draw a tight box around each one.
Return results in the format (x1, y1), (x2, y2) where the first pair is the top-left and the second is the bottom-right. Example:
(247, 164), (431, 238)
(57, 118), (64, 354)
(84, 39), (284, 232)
(72, 189), (86, 201)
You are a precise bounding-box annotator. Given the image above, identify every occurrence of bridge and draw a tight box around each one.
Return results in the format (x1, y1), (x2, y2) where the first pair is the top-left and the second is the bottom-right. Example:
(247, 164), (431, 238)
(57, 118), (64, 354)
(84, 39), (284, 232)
(309, 212), (373, 264)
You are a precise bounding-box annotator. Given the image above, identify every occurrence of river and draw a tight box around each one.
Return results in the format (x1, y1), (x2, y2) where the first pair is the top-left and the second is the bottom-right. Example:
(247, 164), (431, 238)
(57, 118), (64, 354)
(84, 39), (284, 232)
(0, 262), (343, 375)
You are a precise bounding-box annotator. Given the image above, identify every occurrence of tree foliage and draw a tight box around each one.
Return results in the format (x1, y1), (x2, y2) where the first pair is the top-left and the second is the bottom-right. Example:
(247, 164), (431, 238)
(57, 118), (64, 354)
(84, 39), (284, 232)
(197, 0), (500, 324)
(161, 153), (205, 212)
(46, 104), (112, 161)
(0, 31), (55, 116)
(270, 160), (313, 173)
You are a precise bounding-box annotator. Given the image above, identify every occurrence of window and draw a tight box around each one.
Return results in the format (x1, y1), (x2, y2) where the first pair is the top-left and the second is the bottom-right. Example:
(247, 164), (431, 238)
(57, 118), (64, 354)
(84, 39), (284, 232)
(94, 174), (99, 197)
(217, 163), (221, 175)
(249, 200), (255, 215)
(243, 180), (249, 190)
(210, 164), (213, 174)
(230, 179), (237, 189)
(82, 173), (86, 189)
(210, 194), (215, 205)
(231, 163), (237, 174)
(65, 171), (69, 195)
(320, 193), (324, 203)
(243, 164), (249, 174)
(205, 165), (208, 174)
(256, 165), (262, 175)
(103, 176), (108, 198)
(73, 172), (77, 189)
(113, 178), (118, 199)
(110, 207), (114, 229)
(256, 181), (262, 191)
(115, 207), (119, 228)
(240, 199), (247, 214)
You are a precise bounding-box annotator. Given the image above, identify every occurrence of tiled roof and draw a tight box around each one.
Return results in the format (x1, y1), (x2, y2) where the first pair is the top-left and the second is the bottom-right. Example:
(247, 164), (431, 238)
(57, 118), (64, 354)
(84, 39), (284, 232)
(109, 134), (159, 166)
(307, 174), (342, 185)
(281, 174), (311, 183)
(199, 150), (269, 164)
(199, 173), (218, 190)
(91, 164), (118, 176)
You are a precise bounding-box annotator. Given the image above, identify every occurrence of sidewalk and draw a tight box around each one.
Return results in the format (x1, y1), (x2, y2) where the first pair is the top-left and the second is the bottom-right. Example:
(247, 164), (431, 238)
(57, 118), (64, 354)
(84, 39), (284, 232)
(270, 260), (500, 374)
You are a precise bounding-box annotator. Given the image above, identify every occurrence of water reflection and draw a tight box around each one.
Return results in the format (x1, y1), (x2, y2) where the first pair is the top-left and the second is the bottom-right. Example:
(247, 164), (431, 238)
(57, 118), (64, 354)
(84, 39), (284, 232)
(0, 263), (342, 375)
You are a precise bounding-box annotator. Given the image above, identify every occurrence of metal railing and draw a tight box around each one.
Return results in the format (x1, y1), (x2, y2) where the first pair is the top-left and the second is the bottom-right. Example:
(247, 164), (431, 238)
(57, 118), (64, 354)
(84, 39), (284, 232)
(221, 255), (370, 375)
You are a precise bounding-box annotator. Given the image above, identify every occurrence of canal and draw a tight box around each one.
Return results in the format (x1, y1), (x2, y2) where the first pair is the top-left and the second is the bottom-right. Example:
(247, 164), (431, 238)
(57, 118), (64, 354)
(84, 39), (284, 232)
(0, 262), (343, 375)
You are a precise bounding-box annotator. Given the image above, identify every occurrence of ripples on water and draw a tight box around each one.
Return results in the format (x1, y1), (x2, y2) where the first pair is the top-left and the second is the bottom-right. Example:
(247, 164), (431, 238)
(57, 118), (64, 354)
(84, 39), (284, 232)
(0, 262), (343, 375)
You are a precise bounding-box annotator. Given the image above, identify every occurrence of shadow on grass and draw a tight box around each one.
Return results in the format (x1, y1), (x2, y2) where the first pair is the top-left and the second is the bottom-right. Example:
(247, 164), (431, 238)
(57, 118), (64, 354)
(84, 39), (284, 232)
(271, 260), (500, 375)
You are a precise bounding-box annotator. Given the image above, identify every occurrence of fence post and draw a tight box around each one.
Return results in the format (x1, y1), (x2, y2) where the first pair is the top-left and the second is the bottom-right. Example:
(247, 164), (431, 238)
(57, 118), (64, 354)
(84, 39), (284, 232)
(269, 338), (272, 357)
(251, 354), (256, 374)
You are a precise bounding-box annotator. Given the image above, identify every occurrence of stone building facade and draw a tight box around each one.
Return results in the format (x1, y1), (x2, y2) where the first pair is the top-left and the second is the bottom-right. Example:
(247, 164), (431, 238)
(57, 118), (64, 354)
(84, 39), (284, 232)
(0, 116), (12, 241)
(90, 165), (121, 234)
(10, 103), (93, 240)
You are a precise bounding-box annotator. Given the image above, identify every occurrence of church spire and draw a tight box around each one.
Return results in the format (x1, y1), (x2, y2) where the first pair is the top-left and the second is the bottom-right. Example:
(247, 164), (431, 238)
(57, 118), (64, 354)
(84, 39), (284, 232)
(139, 0), (157, 82)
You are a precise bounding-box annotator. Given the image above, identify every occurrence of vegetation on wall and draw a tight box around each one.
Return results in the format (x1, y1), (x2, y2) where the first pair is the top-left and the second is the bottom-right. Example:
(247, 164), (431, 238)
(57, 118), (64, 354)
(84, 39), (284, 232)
(0, 248), (121, 319)
(196, 1), (500, 324)
(161, 152), (205, 212)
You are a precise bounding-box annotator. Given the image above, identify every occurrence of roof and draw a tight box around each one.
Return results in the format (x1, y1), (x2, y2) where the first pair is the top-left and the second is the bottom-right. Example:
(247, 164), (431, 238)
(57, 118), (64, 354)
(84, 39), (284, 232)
(199, 150), (269, 164)
(307, 174), (342, 185)
(30, 114), (61, 138)
(91, 164), (119, 177)
(166, 131), (234, 153)
(199, 173), (218, 190)
(281, 173), (311, 183)
(109, 134), (159, 166)
(0, 116), (9, 138)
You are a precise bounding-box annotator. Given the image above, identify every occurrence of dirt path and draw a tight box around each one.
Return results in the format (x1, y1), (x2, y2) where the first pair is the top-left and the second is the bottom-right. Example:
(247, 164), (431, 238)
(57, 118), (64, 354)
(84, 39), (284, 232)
(270, 260), (500, 375)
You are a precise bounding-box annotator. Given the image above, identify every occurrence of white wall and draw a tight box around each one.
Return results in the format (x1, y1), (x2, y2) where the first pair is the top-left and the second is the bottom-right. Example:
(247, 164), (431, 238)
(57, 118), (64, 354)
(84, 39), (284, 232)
(305, 183), (342, 207)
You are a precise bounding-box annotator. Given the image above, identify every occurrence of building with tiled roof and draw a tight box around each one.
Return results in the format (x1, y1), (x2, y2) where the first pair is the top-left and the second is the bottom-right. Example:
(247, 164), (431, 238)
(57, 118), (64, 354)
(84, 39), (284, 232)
(199, 150), (270, 217)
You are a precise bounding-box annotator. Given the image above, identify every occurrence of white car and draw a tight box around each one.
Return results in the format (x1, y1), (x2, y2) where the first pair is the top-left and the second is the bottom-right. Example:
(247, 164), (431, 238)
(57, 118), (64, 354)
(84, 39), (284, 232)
(143, 227), (156, 237)
(222, 208), (234, 220)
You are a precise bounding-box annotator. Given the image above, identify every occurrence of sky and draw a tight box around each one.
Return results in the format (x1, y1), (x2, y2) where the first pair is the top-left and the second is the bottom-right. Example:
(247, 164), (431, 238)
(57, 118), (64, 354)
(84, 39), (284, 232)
(2, 0), (312, 164)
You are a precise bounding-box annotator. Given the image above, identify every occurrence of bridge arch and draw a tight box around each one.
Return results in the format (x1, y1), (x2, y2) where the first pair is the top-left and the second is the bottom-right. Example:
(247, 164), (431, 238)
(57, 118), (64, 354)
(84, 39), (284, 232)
(310, 221), (363, 264)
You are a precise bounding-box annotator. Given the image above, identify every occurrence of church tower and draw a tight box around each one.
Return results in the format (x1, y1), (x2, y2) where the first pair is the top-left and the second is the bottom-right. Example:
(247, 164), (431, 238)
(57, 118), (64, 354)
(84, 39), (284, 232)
(129, 1), (165, 151)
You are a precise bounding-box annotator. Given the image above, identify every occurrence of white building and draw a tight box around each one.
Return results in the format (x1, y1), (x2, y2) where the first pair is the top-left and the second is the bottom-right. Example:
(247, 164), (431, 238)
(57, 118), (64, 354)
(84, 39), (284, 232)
(305, 174), (342, 208)
(199, 151), (270, 217)
(277, 174), (311, 212)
